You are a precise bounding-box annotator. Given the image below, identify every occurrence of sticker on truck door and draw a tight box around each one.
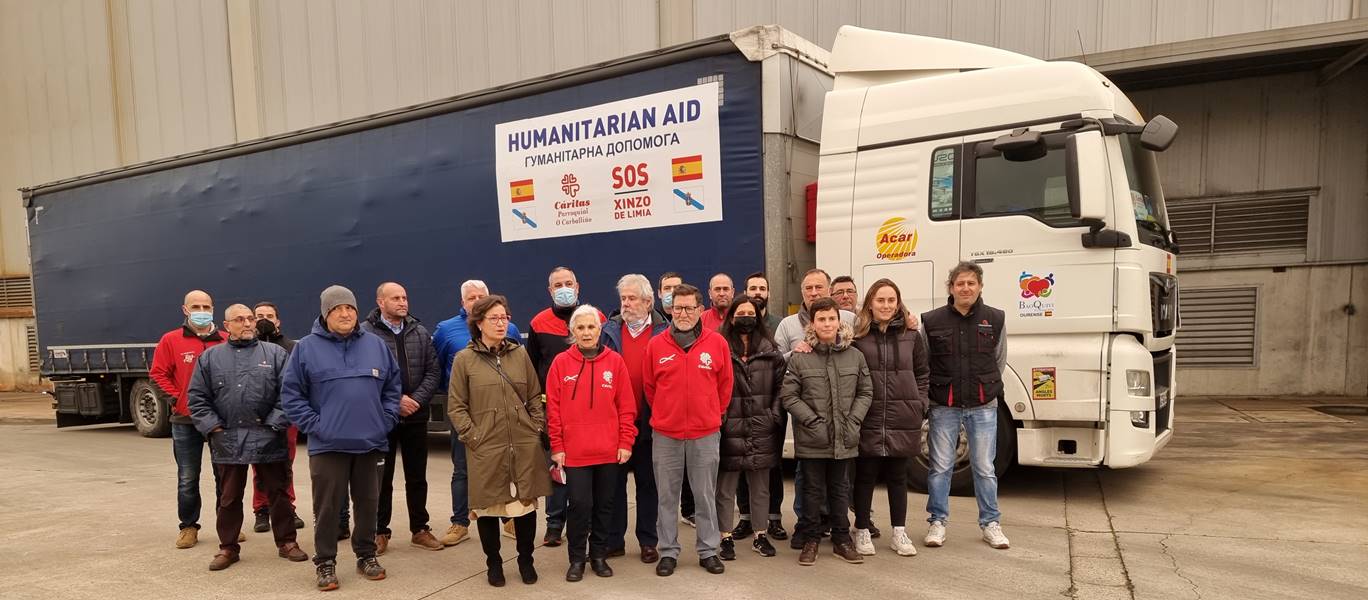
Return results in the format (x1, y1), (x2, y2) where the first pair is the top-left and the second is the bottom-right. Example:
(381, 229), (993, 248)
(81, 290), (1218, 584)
(1018, 271), (1057, 318)
(1031, 367), (1057, 400)
(875, 217), (918, 261)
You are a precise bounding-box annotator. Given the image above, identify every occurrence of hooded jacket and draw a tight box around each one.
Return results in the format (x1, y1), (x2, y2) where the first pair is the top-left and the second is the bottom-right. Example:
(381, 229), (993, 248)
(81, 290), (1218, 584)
(360, 308), (440, 423)
(150, 323), (228, 422)
(187, 337), (291, 464)
(447, 336), (552, 508)
(852, 317), (930, 457)
(773, 306), (856, 358)
(546, 345), (638, 467)
(779, 322), (873, 460)
(643, 325), (733, 440)
(280, 318), (402, 455)
(720, 336), (785, 471)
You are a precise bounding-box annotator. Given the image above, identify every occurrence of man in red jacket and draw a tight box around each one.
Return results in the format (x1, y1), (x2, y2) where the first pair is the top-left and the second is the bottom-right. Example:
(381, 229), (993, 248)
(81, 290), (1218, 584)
(150, 289), (228, 549)
(644, 284), (733, 577)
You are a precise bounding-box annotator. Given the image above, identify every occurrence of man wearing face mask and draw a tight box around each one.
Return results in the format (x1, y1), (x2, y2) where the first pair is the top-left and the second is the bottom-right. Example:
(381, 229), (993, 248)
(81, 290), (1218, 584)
(250, 301), (306, 535)
(526, 266), (606, 547)
(151, 289), (229, 550)
(657, 272), (683, 322)
(253, 302), (296, 353)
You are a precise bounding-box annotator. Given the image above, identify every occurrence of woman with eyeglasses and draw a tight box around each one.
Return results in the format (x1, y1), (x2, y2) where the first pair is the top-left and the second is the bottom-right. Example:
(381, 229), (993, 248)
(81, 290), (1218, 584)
(448, 295), (550, 587)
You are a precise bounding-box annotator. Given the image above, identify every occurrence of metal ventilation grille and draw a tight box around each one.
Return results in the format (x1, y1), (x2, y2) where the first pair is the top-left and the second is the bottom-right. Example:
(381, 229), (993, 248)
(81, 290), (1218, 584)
(0, 276), (34, 308)
(1177, 287), (1257, 367)
(1167, 194), (1310, 255)
(25, 324), (39, 372)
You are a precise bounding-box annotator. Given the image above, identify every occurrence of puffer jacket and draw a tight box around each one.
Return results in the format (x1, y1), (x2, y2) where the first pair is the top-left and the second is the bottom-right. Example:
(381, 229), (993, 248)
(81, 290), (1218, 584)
(360, 308), (440, 423)
(448, 336), (552, 508)
(720, 336), (785, 472)
(280, 318), (402, 455)
(852, 318), (930, 457)
(779, 323), (873, 460)
(187, 338), (291, 464)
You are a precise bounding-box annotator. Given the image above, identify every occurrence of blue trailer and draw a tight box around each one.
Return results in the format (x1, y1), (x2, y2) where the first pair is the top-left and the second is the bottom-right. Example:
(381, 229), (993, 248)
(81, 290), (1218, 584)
(23, 26), (832, 436)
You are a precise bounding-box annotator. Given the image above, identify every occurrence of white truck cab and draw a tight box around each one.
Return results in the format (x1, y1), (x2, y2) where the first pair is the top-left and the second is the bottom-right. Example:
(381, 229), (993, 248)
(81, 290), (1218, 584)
(816, 27), (1179, 491)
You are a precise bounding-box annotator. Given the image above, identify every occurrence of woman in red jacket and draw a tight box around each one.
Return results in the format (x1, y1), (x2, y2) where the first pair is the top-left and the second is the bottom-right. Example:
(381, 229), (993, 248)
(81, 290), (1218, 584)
(547, 304), (639, 582)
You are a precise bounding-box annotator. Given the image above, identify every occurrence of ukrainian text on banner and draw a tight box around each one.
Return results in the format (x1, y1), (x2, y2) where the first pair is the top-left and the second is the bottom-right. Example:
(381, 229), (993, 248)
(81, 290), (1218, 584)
(494, 82), (723, 242)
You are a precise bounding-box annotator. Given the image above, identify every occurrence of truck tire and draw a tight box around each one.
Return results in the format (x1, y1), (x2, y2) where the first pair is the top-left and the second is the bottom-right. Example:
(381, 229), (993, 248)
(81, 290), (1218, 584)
(907, 403), (1015, 496)
(129, 379), (171, 438)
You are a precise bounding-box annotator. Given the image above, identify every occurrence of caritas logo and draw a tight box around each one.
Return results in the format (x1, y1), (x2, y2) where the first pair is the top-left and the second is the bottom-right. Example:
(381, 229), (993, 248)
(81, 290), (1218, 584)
(875, 217), (917, 261)
(1019, 272), (1055, 299)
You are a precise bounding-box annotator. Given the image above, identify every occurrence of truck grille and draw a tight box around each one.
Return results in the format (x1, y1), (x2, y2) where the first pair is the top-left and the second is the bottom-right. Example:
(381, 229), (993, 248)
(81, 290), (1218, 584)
(1150, 273), (1179, 338)
(1152, 349), (1173, 436)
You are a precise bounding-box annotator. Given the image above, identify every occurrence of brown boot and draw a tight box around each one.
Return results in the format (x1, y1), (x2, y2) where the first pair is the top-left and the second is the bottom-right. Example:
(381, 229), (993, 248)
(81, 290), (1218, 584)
(640, 545), (659, 564)
(208, 550), (240, 571)
(833, 541), (865, 564)
(277, 542), (309, 562)
(175, 527), (198, 549)
(798, 541), (818, 566)
(375, 533), (390, 556)
(411, 530), (444, 551)
(441, 523), (470, 546)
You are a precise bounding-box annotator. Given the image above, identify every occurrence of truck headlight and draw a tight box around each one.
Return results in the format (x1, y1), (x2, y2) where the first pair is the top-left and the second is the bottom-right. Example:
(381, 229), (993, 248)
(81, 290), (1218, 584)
(1130, 410), (1150, 428)
(1126, 369), (1152, 396)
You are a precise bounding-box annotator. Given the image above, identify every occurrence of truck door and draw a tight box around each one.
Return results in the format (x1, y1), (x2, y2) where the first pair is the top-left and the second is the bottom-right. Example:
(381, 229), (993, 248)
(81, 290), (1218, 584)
(848, 139), (963, 315)
(957, 129), (1115, 422)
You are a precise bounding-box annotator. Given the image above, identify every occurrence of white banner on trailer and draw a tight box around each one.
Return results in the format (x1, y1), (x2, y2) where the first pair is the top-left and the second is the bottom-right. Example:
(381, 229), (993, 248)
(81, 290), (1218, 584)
(494, 82), (723, 242)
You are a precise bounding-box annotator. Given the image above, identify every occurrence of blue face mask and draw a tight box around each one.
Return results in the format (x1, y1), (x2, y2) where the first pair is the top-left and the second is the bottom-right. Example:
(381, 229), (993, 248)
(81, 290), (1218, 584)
(552, 287), (578, 308)
(661, 292), (674, 310)
(188, 311), (214, 328)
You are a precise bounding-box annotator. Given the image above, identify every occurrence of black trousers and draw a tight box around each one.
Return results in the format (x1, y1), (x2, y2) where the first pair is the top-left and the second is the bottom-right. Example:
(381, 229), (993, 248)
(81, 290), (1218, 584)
(215, 462), (295, 553)
(477, 512), (537, 568)
(796, 458), (853, 545)
(566, 463), (618, 562)
(311, 451), (383, 565)
(377, 421), (431, 535)
(609, 407), (658, 550)
(853, 456), (910, 529)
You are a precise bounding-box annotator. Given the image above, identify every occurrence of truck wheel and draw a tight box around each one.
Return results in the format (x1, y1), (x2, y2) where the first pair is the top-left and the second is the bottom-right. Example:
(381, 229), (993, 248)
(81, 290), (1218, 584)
(129, 379), (171, 438)
(907, 403), (1015, 496)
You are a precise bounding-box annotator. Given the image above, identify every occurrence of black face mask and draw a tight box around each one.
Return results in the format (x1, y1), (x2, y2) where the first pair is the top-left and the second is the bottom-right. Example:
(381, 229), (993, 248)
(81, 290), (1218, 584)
(748, 295), (767, 312)
(732, 316), (758, 333)
(255, 319), (278, 338)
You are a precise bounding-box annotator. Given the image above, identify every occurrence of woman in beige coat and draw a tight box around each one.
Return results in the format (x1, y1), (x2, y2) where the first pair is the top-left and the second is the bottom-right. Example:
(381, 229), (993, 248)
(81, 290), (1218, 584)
(448, 295), (551, 587)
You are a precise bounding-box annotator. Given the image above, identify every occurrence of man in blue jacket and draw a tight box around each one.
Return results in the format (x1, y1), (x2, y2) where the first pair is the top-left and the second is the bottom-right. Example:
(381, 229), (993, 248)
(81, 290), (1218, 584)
(430, 279), (520, 546)
(282, 285), (401, 592)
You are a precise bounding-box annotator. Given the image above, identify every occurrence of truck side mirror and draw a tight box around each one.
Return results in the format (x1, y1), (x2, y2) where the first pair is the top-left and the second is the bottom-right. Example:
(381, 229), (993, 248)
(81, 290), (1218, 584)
(1066, 131), (1108, 222)
(1139, 115), (1178, 152)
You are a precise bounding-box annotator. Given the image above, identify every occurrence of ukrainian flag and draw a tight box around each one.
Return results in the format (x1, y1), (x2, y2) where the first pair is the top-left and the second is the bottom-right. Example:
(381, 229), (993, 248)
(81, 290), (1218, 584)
(671, 155), (703, 182)
(510, 179), (535, 203)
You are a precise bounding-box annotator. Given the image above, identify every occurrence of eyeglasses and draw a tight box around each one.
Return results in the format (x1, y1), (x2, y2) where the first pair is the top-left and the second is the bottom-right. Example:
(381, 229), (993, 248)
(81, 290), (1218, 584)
(832, 289), (857, 296)
(671, 305), (701, 314)
(228, 316), (258, 324)
(485, 315), (512, 323)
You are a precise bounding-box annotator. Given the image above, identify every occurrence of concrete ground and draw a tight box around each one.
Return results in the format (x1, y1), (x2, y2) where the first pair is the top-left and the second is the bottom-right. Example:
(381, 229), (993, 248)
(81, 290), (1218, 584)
(0, 394), (1365, 599)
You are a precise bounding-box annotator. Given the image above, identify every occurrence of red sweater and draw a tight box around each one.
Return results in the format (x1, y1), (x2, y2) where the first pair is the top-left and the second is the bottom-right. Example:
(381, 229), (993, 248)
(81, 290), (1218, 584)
(619, 324), (653, 411)
(644, 328), (733, 440)
(546, 345), (639, 467)
(149, 324), (228, 417)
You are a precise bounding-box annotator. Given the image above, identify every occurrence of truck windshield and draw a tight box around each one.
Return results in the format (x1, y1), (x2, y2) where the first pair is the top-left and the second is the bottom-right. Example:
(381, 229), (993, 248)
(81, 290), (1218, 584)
(1118, 134), (1172, 251)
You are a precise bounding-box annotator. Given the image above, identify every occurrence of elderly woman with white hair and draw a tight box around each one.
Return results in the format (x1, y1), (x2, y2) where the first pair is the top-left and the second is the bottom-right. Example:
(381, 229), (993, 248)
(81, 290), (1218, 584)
(546, 304), (639, 582)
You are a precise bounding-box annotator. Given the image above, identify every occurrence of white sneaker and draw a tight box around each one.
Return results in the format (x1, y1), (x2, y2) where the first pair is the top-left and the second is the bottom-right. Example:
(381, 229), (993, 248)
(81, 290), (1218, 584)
(924, 521), (946, 547)
(890, 526), (917, 556)
(981, 521), (1010, 549)
(853, 528), (876, 556)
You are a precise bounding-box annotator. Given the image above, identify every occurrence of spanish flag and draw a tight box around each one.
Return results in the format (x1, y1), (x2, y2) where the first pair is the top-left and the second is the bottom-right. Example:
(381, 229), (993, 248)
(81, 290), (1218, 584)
(510, 179), (535, 203)
(671, 155), (703, 182)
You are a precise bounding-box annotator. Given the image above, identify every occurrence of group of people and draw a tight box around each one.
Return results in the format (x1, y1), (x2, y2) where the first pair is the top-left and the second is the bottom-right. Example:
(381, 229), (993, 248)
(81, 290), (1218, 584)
(153, 261), (1010, 591)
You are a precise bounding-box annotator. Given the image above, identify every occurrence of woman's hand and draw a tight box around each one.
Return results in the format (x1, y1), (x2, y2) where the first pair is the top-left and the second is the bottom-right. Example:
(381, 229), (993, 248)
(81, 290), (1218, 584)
(617, 449), (632, 464)
(552, 452), (566, 467)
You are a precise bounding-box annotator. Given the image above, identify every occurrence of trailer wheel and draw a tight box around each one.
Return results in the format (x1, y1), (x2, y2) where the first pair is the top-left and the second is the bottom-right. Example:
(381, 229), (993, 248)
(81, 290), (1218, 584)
(130, 379), (171, 438)
(907, 403), (1015, 496)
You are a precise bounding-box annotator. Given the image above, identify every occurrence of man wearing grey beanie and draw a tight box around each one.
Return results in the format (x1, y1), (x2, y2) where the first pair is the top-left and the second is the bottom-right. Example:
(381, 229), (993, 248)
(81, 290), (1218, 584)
(282, 285), (402, 591)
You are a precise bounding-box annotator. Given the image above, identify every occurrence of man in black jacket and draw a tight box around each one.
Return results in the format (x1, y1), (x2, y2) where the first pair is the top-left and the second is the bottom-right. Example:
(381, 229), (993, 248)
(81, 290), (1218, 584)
(360, 282), (443, 553)
(919, 262), (1010, 550)
(250, 301), (304, 533)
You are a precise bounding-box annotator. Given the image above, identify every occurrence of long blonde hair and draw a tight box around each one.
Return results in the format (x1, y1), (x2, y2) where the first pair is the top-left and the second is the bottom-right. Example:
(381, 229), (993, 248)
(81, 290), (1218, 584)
(854, 278), (911, 338)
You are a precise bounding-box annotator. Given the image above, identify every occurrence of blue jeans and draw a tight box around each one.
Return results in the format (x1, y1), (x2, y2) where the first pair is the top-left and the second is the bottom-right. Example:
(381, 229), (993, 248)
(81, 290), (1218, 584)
(172, 423), (207, 529)
(449, 434), (469, 526)
(926, 401), (1001, 527)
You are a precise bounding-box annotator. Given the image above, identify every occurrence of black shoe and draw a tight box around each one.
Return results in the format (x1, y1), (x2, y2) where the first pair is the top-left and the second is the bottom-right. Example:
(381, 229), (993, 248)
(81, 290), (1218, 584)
(316, 560), (338, 591)
(789, 535), (805, 550)
(606, 547), (626, 558)
(752, 534), (776, 557)
(337, 523), (350, 541)
(253, 511), (270, 533)
(821, 525), (831, 538)
(590, 558), (613, 577)
(766, 519), (789, 540)
(680, 514), (697, 528)
(487, 564), (506, 587)
(519, 562), (538, 584)
(543, 526), (563, 547)
(700, 555), (725, 574)
(719, 537), (736, 561)
(731, 519), (754, 540)
(565, 561), (585, 582)
(293, 513), (306, 530)
(655, 556), (677, 577)
(869, 524), (881, 539)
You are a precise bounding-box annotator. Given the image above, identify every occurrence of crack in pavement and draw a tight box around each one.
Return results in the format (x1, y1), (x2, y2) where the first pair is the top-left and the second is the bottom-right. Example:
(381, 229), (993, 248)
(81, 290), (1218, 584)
(1158, 533), (1201, 599)
(1061, 472), (1077, 599)
(1094, 471), (1137, 599)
